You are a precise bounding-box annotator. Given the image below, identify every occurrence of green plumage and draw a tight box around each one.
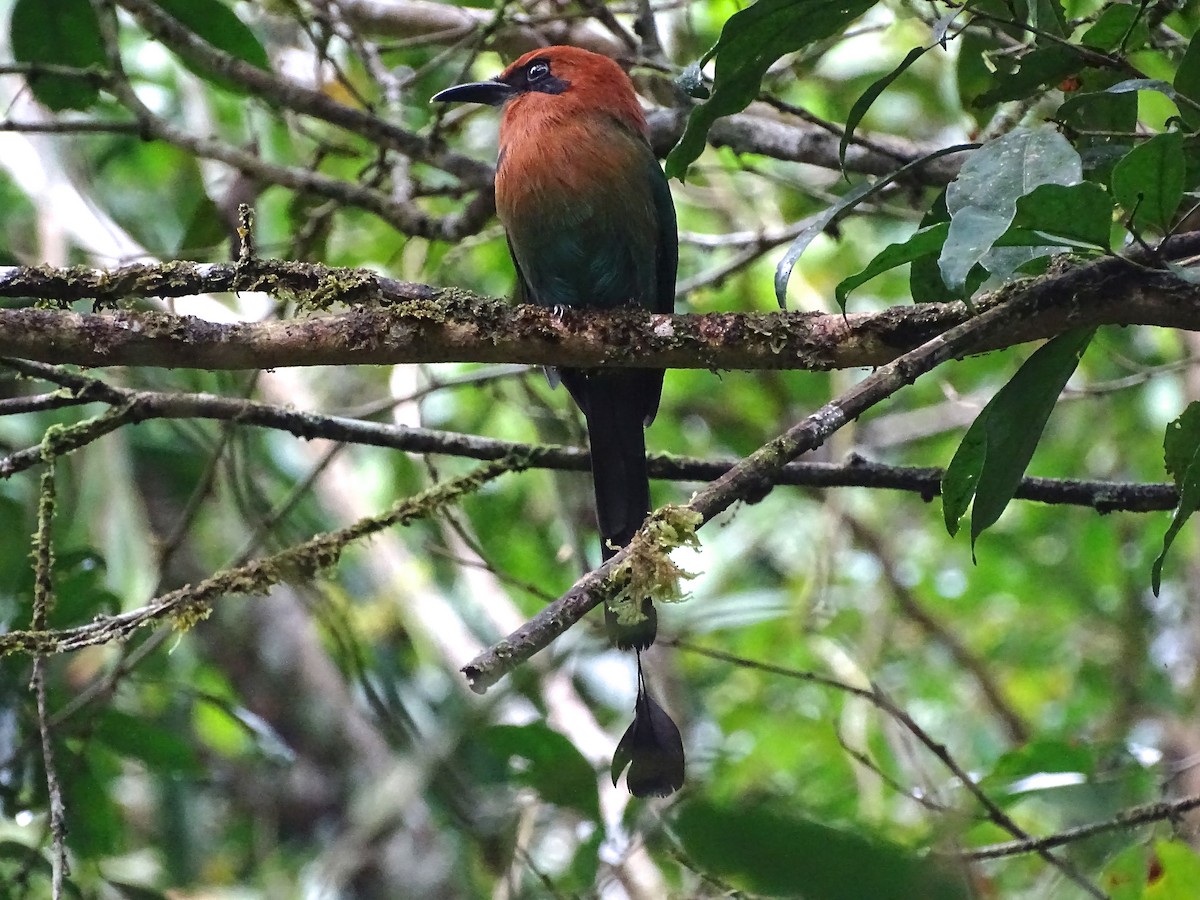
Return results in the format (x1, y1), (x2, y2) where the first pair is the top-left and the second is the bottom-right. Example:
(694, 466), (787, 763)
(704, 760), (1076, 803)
(503, 129), (676, 318)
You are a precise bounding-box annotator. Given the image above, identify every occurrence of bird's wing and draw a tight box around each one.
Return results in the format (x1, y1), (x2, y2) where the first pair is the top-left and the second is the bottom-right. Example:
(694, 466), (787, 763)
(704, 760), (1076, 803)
(506, 235), (531, 306)
(647, 154), (678, 316)
(507, 234), (564, 390)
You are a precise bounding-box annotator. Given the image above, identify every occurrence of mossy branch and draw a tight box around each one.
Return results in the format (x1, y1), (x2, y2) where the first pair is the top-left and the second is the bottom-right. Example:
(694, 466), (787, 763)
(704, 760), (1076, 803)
(2, 235), (1200, 372)
(0, 458), (516, 657)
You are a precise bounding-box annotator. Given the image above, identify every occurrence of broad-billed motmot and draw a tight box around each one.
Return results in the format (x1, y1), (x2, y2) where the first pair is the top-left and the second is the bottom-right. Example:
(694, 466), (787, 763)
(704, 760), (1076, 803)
(435, 47), (685, 796)
(434, 47), (678, 653)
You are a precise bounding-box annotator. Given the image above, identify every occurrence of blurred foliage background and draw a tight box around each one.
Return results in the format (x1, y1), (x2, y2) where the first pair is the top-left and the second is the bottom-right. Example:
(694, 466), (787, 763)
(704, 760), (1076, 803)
(3, 0), (1200, 897)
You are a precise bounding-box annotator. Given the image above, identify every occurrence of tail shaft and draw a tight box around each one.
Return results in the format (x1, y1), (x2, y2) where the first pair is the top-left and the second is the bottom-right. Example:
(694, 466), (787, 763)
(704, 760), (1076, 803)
(562, 370), (660, 650)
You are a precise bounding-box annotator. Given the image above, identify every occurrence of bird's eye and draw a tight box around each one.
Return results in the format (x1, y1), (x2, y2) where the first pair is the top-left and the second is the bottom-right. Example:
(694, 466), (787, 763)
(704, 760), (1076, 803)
(527, 61), (550, 81)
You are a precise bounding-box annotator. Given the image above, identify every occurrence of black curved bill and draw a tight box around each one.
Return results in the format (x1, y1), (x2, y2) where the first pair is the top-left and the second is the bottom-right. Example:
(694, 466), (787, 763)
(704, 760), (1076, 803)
(431, 81), (516, 106)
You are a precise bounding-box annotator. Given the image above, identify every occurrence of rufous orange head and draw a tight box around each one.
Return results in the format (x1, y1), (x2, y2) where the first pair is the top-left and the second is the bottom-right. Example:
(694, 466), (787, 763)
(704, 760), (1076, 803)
(432, 46), (646, 136)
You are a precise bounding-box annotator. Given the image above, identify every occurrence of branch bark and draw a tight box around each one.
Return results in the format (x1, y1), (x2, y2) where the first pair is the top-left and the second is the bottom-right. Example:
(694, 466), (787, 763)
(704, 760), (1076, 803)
(2, 238), (1200, 372)
(116, 0), (490, 185)
(460, 285), (1044, 692)
(2, 359), (1178, 511)
(964, 793), (1200, 860)
(331, 0), (628, 58)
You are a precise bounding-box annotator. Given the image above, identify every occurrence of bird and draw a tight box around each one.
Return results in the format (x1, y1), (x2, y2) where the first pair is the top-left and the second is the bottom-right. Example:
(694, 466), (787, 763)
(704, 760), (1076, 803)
(433, 46), (678, 652)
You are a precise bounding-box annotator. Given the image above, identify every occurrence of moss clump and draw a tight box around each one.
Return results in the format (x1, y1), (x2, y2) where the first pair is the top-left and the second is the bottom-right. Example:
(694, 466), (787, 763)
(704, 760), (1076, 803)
(607, 505), (702, 625)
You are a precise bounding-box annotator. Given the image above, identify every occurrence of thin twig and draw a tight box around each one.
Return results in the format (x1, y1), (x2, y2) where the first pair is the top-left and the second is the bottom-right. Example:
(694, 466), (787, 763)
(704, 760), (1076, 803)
(867, 687), (1105, 897)
(0, 391), (86, 416)
(844, 514), (1030, 743)
(834, 729), (952, 813)
(964, 793), (1200, 860)
(1, 402), (138, 478)
(30, 467), (68, 897)
(112, 0), (488, 183)
(0, 360), (1179, 512)
(671, 642), (1106, 898)
(89, 0), (489, 242)
(31, 660), (67, 898)
(0, 119), (140, 135)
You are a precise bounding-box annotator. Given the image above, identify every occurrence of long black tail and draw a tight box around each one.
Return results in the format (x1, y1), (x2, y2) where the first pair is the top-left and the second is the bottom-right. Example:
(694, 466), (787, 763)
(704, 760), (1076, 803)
(561, 370), (661, 650)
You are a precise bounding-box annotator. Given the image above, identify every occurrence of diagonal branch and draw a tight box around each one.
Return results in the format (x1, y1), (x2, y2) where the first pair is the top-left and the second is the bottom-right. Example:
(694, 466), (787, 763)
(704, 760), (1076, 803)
(0, 458), (515, 656)
(461, 286), (1041, 692)
(89, 0), (489, 243)
(114, 0), (490, 185)
(964, 793), (1200, 860)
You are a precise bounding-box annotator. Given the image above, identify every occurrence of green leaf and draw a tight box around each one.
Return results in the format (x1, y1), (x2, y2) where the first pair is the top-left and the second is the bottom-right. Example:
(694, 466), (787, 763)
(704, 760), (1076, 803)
(44, 548), (121, 629)
(1162, 402), (1200, 484)
(1152, 454), (1200, 595)
(1102, 843), (1149, 900)
(480, 723), (600, 821)
(942, 423), (985, 538)
(10, 0), (106, 111)
(566, 829), (603, 892)
(0, 840), (52, 878)
(1176, 33), (1200, 131)
(939, 127), (1082, 290)
(942, 329), (1094, 551)
(978, 738), (1095, 799)
(1112, 131), (1185, 234)
(60, 744), (123, 858)
(910, 188), (976, 303)
(776, 179), (875, 308)
(956, 29), (1002, 123)
(1105, 77), (1178, 101)
(177, 192), (227, 259)
(973, 46), (1081, 106)
(1081, 3), (1149, 53)
(840, 45), (931, 169)
(0, 842), (85, 899)
(91, 141), (219, 257)
(835, 222), (949, 308)
(777, 143), (975, 306)
(1058, 71), (1138, 180)
(1009, 182), (1114, 250)
(1150, 841), (1200, 900)
(1025, 0), (1067, 37)
(153, 0), (270, 92)
(666, 0), (875, 179)
(978, 213), (1112, 293)
(92, 710), (203, 776)
(674, 799), (968, 900)
(1152, 403), (1200, 594)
